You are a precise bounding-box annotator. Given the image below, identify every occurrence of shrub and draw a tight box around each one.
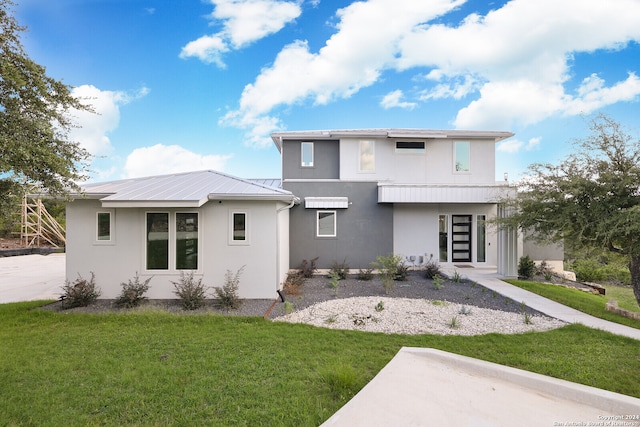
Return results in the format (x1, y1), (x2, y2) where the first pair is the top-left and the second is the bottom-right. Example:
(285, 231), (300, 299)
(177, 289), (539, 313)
(372, 254), (408, 281)
(61, 272), (101, 309)
(299, 257), (319, 278)
(172, 271), (208, 310)
(432, 274), (444, 290)
(423, 258), (442, 279)
(115, 273), (151, 308)
(537, 260), (554, 281)
(329, 259), (349, 280)
(214, 267), (244, 310)
(518, 255), (536, 279)
(357, 268), (373, 281)
(283, 271), (305, 295)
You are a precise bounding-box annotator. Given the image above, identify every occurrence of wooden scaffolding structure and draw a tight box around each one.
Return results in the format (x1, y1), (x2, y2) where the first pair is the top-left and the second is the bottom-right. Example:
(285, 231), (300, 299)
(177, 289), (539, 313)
(20, 196), (66, 248)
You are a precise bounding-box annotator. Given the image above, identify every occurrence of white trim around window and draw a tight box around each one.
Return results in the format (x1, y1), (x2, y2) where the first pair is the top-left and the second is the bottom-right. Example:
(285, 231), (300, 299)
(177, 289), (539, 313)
(95, 210), (115, 245)
(229, 211), (250, 245)
(301, 142), (314, 167)
(316, 210), (336, 237)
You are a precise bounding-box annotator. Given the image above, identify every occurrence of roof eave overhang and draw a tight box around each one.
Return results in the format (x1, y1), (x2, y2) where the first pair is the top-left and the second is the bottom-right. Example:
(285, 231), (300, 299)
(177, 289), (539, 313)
(100, 200), (206, 208)
(208, 194), (296, 202)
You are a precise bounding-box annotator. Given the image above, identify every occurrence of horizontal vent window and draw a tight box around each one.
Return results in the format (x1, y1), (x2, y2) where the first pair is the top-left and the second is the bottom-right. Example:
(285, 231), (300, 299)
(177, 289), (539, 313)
(396, 141), (425, 151)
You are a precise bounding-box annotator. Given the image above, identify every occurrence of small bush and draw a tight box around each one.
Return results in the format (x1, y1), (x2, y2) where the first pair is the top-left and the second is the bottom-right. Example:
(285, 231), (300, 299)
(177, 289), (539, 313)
(115, 273), (151, 308)
(329, 259), (349, 280)
(327, 272), (340, 297)
(518, 255), (536, 279)
(214, 267), (244, 310)
(432, 274), (444, 290)
(61, 272), (101, 309)
(172, 271), (208, 310)
(357, 268), (373, 281)
(537, 260), (554, 281)
(299, 257), (319, 278)
(423, 258), (442, 279)
(372, 254), (408, 281)
(283, 271), (305, 295)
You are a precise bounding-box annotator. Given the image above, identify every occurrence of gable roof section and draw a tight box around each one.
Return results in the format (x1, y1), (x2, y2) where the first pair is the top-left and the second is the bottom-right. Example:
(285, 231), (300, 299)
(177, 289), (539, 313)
(79, 170), (293, 208)
(270, 128), (514, 152)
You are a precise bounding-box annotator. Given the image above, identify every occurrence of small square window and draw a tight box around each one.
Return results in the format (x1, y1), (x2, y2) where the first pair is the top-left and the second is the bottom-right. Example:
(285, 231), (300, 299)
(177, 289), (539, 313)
(97, 212), (111, 241)
(301, 142), (314, 167)
(317, 211), (336, 237)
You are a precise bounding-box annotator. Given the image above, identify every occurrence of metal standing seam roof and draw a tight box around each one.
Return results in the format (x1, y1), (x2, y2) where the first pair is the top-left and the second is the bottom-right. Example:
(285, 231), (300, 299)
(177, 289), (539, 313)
(79, 170), (293, 208)
(270, 128), (515, 151)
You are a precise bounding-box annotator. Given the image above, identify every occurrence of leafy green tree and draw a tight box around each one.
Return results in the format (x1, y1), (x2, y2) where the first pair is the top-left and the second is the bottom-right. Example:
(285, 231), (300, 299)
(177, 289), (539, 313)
(0, 0), (91, 197)
(499, 114), (640, 306)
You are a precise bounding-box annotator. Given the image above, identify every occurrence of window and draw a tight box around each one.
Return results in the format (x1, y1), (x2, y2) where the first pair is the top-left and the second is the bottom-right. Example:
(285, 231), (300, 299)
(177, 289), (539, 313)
(455, 141), (470, 172)
(97, 212), (111, 241)
(176, 213), (198, 270)
(317, 211), (336, 237)
(146, 212), (169, 270)
(231, 212), (248, 243)
(359, 140), (375, 172)
(477, 215), (486, 263)
(301, 142), (314, 167)
(396, 141), (425, 153)
(438, 215), (448, 262)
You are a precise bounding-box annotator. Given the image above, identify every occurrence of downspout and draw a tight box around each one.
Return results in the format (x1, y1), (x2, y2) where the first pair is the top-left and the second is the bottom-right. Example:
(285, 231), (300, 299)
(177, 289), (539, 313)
(274, 197), (297, 298)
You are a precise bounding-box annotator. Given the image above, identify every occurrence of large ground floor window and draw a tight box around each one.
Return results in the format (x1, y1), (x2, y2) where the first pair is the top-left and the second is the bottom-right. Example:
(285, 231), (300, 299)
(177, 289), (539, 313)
(146, 212), (199, 271)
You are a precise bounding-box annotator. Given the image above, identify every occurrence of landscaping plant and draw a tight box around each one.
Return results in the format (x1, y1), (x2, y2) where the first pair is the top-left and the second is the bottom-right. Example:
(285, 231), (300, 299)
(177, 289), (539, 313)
(172, 271), (208, 310)
(115, 273), (151, 308)
(61, 272), (101, 309)
(214, 267), (244, 310)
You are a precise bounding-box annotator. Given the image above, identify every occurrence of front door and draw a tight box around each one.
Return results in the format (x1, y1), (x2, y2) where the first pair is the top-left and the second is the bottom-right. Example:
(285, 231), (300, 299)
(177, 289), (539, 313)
(451, 215), (472, 263)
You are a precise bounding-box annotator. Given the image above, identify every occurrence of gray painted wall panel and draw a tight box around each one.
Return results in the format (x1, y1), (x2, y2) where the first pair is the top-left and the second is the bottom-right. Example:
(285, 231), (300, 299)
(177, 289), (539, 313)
(282, 140), (340, 179)
(284, 181), (393, 269)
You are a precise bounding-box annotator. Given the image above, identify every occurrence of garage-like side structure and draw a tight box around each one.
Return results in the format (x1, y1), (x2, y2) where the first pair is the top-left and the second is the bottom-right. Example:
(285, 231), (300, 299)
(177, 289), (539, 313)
(66, 171), (295, 299)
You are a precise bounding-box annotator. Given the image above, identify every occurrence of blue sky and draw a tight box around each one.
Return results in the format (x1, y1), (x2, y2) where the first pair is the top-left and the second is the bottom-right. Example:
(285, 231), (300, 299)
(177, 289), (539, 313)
(15, 0), (640, 183)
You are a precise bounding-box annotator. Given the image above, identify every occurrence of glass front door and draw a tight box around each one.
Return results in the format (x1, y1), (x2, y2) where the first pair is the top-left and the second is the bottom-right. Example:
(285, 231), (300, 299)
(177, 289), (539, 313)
(451, 215), (472, 263)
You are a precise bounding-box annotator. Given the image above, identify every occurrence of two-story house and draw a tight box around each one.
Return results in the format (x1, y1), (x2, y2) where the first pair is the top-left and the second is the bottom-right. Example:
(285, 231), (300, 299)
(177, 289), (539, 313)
(63, 128), (520, 301)
(271, 129), (518, 275)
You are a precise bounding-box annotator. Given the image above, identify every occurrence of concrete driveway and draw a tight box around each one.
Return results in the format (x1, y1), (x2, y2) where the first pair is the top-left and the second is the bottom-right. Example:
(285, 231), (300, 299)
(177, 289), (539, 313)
(0, 253), (65, 303)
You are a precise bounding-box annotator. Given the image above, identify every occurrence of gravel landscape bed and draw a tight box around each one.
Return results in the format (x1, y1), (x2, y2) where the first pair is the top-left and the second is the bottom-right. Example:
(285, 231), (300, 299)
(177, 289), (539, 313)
(42, 272), (567, 335)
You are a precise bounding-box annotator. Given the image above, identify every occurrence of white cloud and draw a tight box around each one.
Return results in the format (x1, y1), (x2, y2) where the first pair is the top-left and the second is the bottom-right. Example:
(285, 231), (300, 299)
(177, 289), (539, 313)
(124, 144), (233, 178)
(180, 0), (301, 66)
(69, 85), (149, 156)
(497, 136), (541, 153)
(222, 0), (640, 142)
(396, 0), (640, 129)
(179, 34), (229, 67)
(223, 0), (463, 146)
(380, 90), (417, 110)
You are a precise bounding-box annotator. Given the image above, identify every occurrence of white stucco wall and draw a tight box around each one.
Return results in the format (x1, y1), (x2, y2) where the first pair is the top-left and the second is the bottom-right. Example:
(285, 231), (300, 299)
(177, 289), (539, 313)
(339, 138), (496, 184)
(66, 198), (286, 300)
(392, 203), (499, 267)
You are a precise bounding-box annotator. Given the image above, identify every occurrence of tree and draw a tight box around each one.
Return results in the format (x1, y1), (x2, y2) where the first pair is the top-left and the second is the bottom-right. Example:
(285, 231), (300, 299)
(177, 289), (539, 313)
(499, 114), (640, 306)
(0, 0), (91, 197)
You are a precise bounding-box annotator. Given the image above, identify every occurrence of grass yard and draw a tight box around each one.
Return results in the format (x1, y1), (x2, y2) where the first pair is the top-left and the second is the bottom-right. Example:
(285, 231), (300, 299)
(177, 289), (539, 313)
(506, 280), (640, 330)
(1, 301), (639, 426)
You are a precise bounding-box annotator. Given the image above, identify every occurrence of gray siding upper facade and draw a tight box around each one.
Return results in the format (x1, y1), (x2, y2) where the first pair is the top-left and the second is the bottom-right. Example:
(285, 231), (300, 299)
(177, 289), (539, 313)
(282, 139), (340, 180)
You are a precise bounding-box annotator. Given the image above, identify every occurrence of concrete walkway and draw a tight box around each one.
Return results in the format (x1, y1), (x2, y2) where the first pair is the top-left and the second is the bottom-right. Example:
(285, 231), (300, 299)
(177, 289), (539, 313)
(445, 266), (640, 341)
(0, 253), (65, 303)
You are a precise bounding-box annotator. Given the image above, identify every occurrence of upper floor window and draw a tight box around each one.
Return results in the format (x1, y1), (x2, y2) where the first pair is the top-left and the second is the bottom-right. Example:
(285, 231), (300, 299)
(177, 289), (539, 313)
(301, 142), (314, 167)
(455, 141), (470, 172)
(396, 141), (425, 153)
(97, 212), (111, 241)
(359, 140), (375, 172)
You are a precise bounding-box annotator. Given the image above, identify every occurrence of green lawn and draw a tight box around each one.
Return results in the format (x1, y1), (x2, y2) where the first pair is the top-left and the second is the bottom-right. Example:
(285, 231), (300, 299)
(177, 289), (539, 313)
(506, 280), (640, 329)
(1, 301), (639, 426)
